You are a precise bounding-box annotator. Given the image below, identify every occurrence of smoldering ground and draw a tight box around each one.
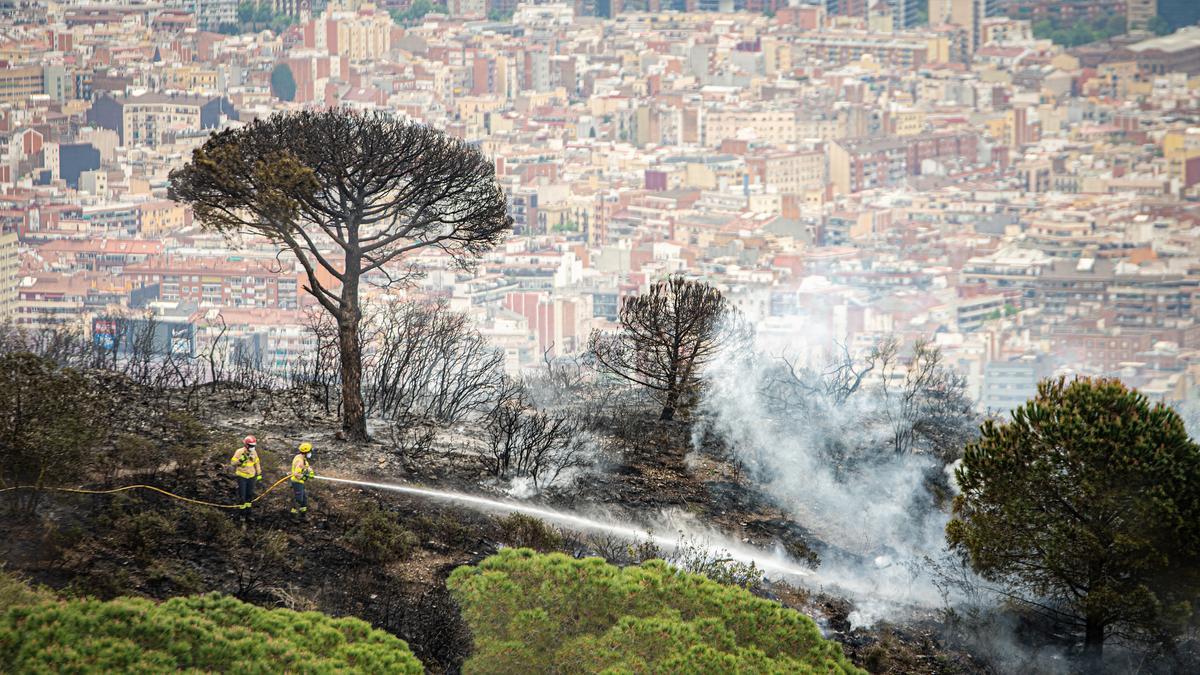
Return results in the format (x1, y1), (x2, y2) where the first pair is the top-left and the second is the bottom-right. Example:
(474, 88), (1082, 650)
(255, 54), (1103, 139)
(694, 346), (957, 623)
(691, 342), (1086, 673)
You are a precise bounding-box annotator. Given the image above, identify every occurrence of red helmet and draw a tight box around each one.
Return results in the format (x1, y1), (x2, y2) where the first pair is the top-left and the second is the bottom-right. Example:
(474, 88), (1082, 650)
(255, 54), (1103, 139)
(244, 435), (257, 446)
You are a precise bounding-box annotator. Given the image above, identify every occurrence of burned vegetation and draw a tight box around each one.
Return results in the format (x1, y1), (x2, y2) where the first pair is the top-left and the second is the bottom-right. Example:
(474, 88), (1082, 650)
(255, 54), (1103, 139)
(2, 262), (1198, 674)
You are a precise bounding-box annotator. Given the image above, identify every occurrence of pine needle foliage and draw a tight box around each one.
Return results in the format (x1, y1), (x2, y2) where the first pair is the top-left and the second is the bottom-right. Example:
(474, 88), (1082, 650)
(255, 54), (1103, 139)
(948, 377), (1200, 660)
(447, 548), (864, 674)
(0, 593), (423, 673)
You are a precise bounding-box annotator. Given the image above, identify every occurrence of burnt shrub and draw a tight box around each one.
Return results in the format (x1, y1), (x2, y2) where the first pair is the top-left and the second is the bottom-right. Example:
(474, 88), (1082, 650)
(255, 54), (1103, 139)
(342, 504), (418, 564)
(497, 513), (563, 552)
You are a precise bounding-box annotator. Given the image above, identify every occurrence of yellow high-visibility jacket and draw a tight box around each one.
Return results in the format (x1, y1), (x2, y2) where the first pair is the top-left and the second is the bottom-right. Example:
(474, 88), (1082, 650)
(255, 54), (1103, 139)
(290, 454), (313, 484)
(231, 447), (262, 479)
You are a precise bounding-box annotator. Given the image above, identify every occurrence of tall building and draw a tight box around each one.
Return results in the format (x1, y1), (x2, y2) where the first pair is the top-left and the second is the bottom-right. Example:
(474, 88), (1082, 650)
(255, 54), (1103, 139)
(825, 0), (867, 20)
(1127, 0), (1157, 31)
(165, 0), (237, 30)
(931, 0), (1000, 52)
(44, 143), (102, 189)
(828, 0), (926, 30)
(889, 0), (922, 30)
(0, 231), (17, 323)
(326, 7), (393, 60)
(86, 93), (238, 147)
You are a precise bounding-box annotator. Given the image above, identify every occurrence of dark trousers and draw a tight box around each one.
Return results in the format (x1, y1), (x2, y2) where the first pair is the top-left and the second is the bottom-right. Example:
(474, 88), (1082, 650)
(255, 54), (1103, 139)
(237, 476), (255, 505)
(291, 481), (307, 508)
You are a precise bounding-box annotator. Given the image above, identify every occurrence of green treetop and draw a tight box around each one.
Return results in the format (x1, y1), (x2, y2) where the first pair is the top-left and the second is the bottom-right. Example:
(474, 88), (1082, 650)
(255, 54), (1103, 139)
(0, 593), (423, 672)
(448, 548), (864, 674)
(948, 377), (1200, 663)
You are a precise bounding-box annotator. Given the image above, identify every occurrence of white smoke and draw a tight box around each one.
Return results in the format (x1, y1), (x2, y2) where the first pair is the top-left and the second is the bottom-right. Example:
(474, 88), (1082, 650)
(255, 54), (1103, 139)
(695, 346), (965, 626)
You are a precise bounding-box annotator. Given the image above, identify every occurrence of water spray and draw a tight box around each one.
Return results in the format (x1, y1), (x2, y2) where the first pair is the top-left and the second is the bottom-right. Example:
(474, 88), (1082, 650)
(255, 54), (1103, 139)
(314, 474), (813, 580)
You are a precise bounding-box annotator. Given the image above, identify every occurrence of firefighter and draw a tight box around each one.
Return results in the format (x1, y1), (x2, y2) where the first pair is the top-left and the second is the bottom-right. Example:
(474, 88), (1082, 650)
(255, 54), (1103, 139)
(230, 435), (263, 509)
(290, 442), (315, 515)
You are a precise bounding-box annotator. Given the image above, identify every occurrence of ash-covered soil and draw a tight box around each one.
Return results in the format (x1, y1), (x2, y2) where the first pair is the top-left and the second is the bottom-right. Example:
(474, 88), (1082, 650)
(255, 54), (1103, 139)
(1, 384), (985, 674)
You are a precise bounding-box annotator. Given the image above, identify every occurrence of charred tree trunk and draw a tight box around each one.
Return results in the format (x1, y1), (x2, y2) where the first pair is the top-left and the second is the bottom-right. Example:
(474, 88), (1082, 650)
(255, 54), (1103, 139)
(338, 265), (368, 442)
(660, 357), (680, 421)
(660, 390), (678, 421)
(1083, 615), (1104, 667)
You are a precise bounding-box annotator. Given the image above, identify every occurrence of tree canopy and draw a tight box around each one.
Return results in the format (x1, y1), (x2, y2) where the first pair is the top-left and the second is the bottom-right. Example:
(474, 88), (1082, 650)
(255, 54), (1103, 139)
(589, 276), (747, 421)
(169, 109), (511, 440)
(448, 548), (863, 674)
(391, 0), (446, 24)
(0, 593), (422, 672)
(947, 377), (1200, 662)
(1032, 15), (1127, 47)
(270, 63), (296, 102)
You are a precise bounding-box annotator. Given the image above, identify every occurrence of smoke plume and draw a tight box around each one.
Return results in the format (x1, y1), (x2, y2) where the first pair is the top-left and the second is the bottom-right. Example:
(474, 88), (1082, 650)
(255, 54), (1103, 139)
(695, 346), (963, 625)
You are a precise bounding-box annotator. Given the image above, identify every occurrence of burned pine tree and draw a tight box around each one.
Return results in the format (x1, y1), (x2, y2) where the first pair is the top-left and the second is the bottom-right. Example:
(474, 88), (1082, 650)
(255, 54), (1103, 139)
(588, 276), (746, 421)
(169, 109), (512, 441)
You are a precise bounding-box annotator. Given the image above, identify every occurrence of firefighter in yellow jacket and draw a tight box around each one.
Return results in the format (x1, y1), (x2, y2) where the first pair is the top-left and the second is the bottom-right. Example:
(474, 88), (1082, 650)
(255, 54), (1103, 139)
(290, 442), (315, 515)
(230, 435), (263, 509)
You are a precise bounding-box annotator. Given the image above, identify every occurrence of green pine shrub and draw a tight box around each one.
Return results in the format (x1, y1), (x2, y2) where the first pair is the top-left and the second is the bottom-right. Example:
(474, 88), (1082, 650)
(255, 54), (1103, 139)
(0, 569), (53, 612)
(0, 593), (423, 673)
(447, 548), (864, 674)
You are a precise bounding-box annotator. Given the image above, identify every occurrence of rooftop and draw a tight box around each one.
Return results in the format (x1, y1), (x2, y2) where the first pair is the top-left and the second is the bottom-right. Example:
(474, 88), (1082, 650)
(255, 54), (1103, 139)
(1127, 27), (1200, 54)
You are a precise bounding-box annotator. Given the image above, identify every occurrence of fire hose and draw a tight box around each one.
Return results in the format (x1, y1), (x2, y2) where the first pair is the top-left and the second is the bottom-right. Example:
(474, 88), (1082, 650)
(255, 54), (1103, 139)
(0, 475), (294, 509)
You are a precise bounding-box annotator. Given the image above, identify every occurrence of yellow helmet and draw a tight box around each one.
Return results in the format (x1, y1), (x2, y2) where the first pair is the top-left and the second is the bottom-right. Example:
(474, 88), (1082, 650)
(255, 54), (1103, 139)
(298, 442), (312, 454)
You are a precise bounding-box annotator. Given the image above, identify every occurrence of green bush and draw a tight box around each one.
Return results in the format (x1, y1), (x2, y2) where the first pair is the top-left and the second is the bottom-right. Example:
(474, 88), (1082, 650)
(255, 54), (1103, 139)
(497, 513), (563, 552)
(0, 570), (53, 612)
(448, 549), (864, 674)
(0, 593), (422, 673)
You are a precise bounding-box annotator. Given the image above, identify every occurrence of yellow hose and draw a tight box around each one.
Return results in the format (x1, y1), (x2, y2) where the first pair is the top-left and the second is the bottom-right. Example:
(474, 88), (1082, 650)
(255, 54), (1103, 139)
(0, 475), (293, 509)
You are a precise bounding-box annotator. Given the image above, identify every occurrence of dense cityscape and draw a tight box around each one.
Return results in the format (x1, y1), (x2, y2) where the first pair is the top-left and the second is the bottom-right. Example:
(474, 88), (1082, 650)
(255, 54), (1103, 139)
(3, 1), (1200, 672)
(2, 0), (1200, 412)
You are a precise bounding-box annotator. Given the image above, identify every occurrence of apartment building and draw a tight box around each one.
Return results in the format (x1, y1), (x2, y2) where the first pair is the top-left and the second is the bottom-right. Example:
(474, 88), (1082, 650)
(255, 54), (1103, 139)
(0, 231), (17, 321)
(503, 290), (591, 356)
(0, 65), (43, 104)
(702, 108), (797, 148)
(1043, 324), (1162, 374)
(1031, 258), (1113, 316)
(907, 131), (978, 174)
(326, 6), (393, 60)
(1109, 275), (1199, 329)
(746, 150), (826, 195)
(80, 204), (140, 235)
(164, 0), (237, 30)
(791, 31), (935, 70)
(14, 275), (90, 331)
(161, 65), (220, 93)
(138, 201), (191, 236)
(39, 239), (163, 273)
(86, 93), (238, 147)
(956, 293), (1008, 332)
(1164, 129), (1200, 190)
(830, 137), (908, 194)
(1126, 0), (1157, 30)
(125, 260), (309, 309)
(930, 0), (1001, 53)
(981, 356), (1044, 414)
